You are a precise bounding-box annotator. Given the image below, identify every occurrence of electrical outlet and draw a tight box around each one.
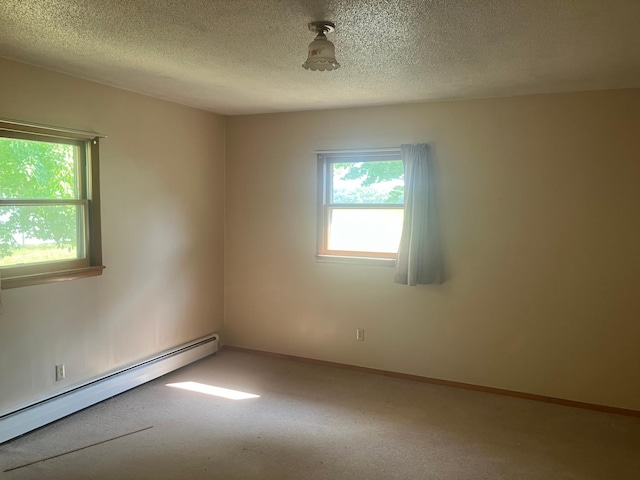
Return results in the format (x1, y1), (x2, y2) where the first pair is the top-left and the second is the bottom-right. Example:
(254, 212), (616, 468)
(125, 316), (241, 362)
(55, 364), (65, 381)
(356, 328), (365, 341)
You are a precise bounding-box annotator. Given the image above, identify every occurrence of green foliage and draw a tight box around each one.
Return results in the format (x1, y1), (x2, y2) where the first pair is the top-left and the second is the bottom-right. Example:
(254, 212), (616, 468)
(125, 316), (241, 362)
(0, 138), (78, 259)
(333, 160), (404, 204)
(0, 244), (77, 267)
(336, 160), (404, 186)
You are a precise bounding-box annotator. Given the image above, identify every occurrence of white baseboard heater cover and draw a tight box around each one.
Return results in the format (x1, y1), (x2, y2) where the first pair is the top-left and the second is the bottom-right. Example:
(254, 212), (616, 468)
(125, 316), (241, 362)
(0, 333), (219, 444)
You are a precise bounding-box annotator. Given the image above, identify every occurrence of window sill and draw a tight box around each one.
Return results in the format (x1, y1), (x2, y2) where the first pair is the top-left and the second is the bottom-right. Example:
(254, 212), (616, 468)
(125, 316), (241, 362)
(1, 266), (105, 289)
(315, 254), (396, 267)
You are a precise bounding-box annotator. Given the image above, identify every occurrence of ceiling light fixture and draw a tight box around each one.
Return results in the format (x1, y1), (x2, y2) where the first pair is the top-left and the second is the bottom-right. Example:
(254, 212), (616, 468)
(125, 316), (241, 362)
(302, 21), (340, 71)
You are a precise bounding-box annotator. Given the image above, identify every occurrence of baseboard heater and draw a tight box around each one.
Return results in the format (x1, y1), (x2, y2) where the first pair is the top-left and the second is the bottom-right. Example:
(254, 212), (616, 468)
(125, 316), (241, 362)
(0, 333), (219, 444)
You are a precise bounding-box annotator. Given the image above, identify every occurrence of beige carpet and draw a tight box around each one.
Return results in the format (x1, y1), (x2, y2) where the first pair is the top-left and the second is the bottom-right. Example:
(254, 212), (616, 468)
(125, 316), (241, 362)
(1, 350), (639, 479)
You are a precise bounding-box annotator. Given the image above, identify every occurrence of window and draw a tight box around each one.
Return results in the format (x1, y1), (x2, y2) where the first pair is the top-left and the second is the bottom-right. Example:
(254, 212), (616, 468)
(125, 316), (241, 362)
(0, 119), (104, 289)
(316, 149), (404, 265)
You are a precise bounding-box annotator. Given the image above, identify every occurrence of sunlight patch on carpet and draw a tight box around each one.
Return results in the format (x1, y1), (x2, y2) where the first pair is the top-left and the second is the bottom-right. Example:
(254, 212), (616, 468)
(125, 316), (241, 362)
(166, 381), (260, 400)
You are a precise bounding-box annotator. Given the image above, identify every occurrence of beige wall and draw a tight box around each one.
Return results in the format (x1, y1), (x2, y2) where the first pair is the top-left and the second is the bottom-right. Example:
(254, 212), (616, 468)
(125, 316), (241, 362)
(2, 55), (639, 415)
(0, 58), (225, 414)
(224, 90), (640, 410)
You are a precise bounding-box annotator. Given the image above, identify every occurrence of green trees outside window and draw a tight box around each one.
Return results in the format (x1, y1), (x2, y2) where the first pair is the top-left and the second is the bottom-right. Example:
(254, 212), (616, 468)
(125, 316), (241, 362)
(332, 160), (404, 204)
(317, 151), (405, 259)
(0, 137), (82, 266)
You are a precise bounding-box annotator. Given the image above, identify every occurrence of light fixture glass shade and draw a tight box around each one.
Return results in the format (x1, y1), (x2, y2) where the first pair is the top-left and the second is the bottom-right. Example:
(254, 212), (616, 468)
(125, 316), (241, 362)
(302, 32), (340, 71)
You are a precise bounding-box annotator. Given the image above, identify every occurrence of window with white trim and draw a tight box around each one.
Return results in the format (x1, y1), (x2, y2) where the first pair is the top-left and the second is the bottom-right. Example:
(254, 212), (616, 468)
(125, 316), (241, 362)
(0, 119), (104, 289)
(316, 150), (404, 264)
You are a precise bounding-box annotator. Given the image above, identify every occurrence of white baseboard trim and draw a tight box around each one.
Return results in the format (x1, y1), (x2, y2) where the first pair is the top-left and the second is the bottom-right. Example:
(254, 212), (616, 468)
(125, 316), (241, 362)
(0, 333), (219, 444)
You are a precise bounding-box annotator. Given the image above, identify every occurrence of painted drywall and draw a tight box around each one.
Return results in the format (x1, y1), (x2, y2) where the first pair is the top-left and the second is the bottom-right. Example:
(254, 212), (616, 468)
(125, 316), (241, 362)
(0, 58), (225, 415)
(224, 90), (640, 410)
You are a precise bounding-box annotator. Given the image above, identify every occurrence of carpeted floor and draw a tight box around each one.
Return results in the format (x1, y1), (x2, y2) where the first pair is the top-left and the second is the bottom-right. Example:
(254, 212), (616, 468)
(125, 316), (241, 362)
(1, 349), (639, 479)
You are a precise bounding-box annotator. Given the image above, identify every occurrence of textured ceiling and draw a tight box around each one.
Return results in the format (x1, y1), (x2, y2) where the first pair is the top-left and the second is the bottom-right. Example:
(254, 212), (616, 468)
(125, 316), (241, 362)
(0, 0), (639, 115)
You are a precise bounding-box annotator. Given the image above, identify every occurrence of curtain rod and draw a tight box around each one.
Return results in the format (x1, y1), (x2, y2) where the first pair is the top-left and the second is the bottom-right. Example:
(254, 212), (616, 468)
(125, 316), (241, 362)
(315, 147), (400, 154)
(0, 117), (106, 138)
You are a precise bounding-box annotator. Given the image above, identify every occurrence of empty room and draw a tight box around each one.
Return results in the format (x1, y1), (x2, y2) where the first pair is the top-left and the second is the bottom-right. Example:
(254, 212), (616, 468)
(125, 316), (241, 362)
(1, 1), (639, 478)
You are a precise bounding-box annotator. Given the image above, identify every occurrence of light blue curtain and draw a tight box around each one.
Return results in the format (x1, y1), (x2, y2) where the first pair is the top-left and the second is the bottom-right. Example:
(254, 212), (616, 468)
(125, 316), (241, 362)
(394, 144), (443, 286)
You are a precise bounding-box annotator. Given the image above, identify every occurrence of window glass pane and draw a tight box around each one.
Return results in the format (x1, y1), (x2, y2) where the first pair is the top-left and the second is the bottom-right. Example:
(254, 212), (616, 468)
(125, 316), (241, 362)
(0, 137), (78, 200)
(328, 208), (404, 253)
(331, 160), (404, 204)
(0, 205), (85, 266)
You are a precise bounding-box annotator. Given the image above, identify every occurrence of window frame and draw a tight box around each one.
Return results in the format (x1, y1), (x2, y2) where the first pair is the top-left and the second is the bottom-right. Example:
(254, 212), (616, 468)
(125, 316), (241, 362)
(0, 119), (104, 289)
(316, 149), (403, 267)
